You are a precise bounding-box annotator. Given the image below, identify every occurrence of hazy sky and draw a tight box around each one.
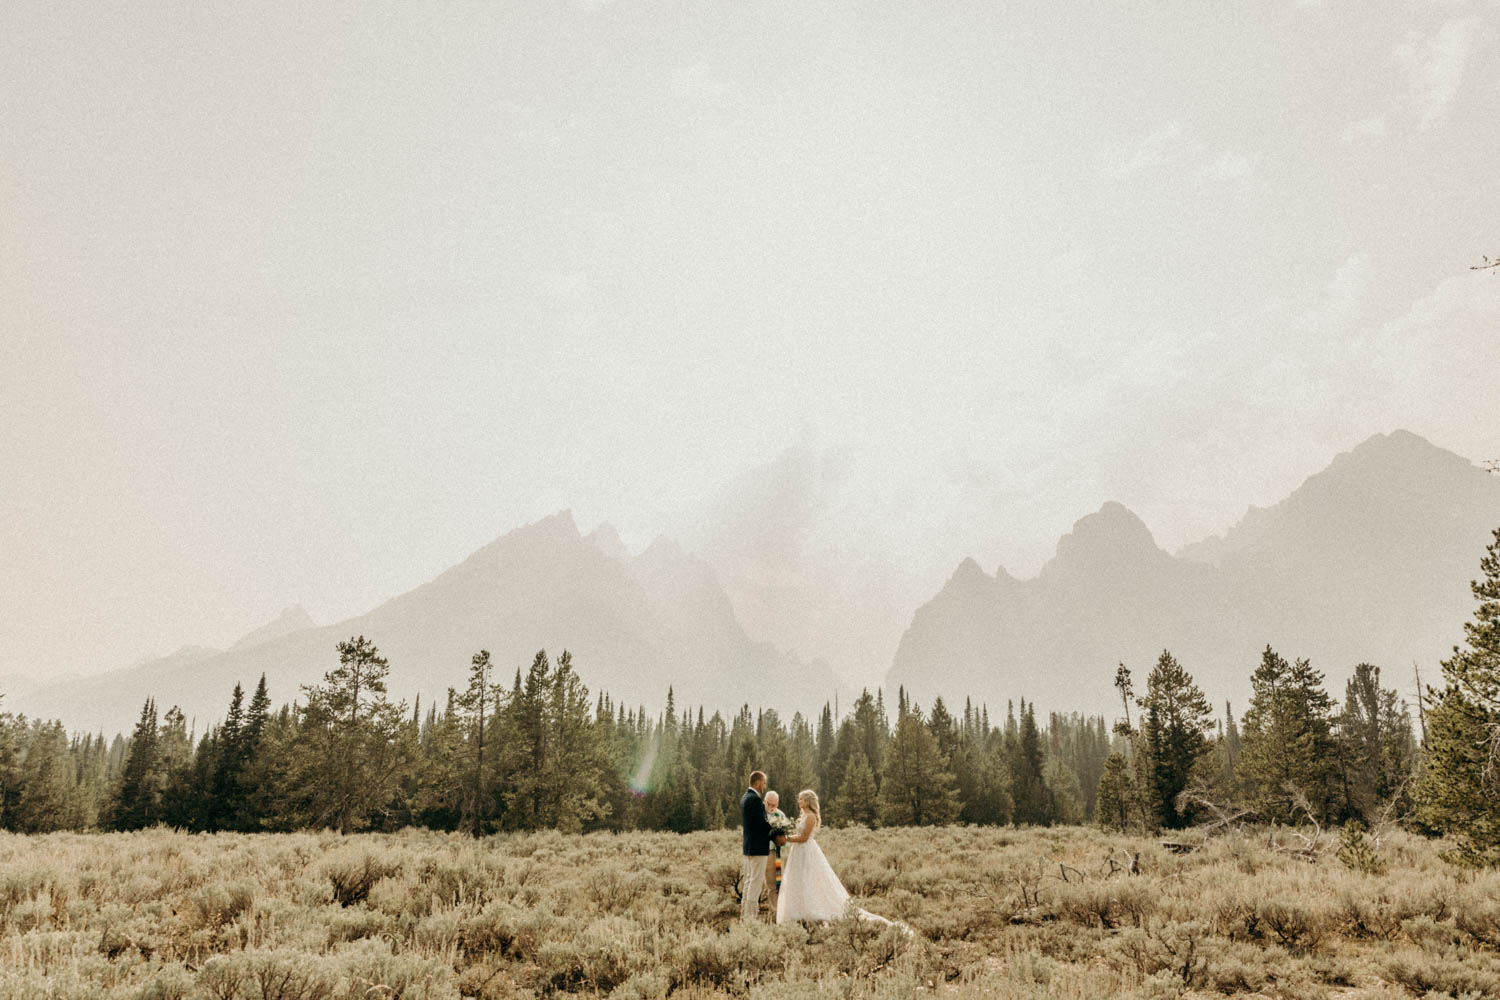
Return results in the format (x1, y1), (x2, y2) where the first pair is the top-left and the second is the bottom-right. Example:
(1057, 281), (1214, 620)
(4, 1), (1498, 681)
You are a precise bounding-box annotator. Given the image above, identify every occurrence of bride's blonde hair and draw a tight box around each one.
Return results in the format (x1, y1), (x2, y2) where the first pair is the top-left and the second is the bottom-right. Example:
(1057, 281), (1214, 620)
(797, 789), (820, 821)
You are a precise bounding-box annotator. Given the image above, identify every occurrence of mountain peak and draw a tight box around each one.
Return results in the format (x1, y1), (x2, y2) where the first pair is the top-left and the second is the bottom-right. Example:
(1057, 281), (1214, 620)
(529, 509), (579, 537)
(1336, 429), (1474, 477)
(1045, 502), (1165, 576)
(231, 605), (316, 651)
(471, 509), (582, 559)
(586, 522), (630, 561)
(1179, 430), (1495, 567)
(950, 556), (991, 587)
(1062, 501), (1158, 550)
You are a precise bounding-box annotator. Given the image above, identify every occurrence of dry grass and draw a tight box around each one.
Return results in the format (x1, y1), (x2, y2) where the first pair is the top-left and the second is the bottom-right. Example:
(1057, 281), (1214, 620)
(0, 824), (1497, 998)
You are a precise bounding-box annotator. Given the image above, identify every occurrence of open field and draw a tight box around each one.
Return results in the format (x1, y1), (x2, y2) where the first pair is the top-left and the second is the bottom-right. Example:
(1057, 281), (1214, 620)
(2, 824), (1500, 999)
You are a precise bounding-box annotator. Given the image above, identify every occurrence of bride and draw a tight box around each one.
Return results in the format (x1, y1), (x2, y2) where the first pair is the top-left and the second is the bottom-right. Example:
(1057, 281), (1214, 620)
(775, 790), (909, 932)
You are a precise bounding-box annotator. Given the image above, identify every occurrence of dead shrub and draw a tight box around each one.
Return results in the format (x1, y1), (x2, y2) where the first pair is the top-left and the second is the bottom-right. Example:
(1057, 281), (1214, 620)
(191, 883), (255, 931)
(1210, 897), (1262, 942)
(1454, 891), (1500, 949)
(533, 937), (634, 993)
(1336, 890), (1405, 940)
(1255, 897), (1331, 953)
(1106, 919), (1209, 989)
(322, 853), (397, 908)
(1054, 879), (1152, 930)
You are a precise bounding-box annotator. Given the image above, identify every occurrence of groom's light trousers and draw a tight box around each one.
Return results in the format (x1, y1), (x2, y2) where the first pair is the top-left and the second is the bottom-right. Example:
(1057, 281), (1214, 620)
(741, 854), (767, 922)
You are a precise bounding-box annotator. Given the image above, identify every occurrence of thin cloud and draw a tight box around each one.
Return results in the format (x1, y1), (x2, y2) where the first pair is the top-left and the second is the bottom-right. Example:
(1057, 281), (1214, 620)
(1111, 120), (1188, 175)
(1396, 18), (1483, 128)
(1109, 122), (1254, 185)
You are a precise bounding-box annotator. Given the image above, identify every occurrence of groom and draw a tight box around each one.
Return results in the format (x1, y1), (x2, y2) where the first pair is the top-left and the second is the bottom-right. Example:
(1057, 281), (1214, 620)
(740, 770), (772, 922)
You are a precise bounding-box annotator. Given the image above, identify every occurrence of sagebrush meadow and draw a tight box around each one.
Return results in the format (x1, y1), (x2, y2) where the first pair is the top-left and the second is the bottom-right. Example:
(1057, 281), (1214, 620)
(7, 823), (1500, 999)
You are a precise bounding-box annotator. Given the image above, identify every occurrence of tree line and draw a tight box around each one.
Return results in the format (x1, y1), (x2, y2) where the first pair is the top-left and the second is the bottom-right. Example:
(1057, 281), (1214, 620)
(0, 641), (1416, 838)
(0, 638), (1112, 835)
(1, 525), (1497, 854)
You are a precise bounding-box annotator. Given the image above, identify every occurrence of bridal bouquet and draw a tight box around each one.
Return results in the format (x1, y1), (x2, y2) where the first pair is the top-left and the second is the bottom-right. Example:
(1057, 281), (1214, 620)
(767, 809), (794, 846)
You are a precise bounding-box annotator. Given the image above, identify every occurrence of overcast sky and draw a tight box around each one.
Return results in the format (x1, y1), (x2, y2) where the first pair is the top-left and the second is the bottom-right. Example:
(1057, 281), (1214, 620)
(4, 0), (1498, 681)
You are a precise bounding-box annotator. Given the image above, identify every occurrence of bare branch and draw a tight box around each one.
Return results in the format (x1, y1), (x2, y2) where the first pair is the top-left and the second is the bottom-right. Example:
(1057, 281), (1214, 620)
(1178, 785), (1256, 835)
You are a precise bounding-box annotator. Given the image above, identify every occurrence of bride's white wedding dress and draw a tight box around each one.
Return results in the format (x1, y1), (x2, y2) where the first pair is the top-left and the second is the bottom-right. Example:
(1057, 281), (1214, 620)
(775, 815), (909, 932)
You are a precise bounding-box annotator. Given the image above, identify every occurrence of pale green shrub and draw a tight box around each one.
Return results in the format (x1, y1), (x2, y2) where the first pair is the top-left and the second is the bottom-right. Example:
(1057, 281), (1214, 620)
(333, 938), (456, 999)
(324, 906), (393, 946)
(191, 882), (256, 931)
(1382, 945), (1500, 996)
(130, 962), (194, 1000)
(673, 922), (791, 992)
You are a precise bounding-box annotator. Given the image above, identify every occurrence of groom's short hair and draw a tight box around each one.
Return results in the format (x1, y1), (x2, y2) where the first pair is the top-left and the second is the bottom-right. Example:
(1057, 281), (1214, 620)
(749, 770), (767, 787)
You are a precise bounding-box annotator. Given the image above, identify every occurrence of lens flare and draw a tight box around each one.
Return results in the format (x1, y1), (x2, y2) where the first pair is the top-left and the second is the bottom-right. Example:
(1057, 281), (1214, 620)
(628, 742), (658, 795)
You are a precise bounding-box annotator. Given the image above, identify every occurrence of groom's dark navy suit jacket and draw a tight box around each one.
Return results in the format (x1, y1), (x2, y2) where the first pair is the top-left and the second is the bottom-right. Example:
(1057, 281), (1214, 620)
(741, 788), (771, 856)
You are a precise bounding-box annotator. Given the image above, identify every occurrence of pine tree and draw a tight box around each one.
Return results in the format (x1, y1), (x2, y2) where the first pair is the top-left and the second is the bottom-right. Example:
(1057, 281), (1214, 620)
(209, 683), (246, 830)
(877, 707), (959, 826)
(1112, 664), (1156, 831)
(291, 636), (412, 832)
(1377, 687), (1417, 807)
(1096, 752), (1135, 832)
(1043, 753), (1084, 824)
(501, 650), (552, 829)
(13, 722), (78, 833)
(851, 690), (888, 790)
(157, 706), (196, 828)
(1216, 702), (1242, 798)
(108, 699), (162, 830)
(542, 650), (610, 832)
(225, 675), (278, 831)
(1335, 663), (1414, 821)
(928, 697), (959, 764)
(455, 649), (502, 833)
(231, 674), (275, 830)
(245, 675), (271, 745)
(1011, 701), (1050, 825)
(782, 713), (817, 801)
(841, 747), (878, 826)
(0, 709), (22, 830)
(1139, 650), (1214, 828)
(973, 737), (1014, 825)
(1414, 526), (1500, 862)
(815, 704), (836, 790)
(1238, 646), (1338, 822)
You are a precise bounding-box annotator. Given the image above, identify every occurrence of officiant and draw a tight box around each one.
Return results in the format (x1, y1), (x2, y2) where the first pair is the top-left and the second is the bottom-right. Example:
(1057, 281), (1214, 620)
(763, 791), (792, 914)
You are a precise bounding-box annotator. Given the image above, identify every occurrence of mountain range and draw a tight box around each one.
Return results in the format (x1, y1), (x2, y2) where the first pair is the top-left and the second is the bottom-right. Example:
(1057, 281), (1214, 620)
(887, 430), (1500, 717)
(13, 512), (844, 734)
(9, 430), (1498, 734)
